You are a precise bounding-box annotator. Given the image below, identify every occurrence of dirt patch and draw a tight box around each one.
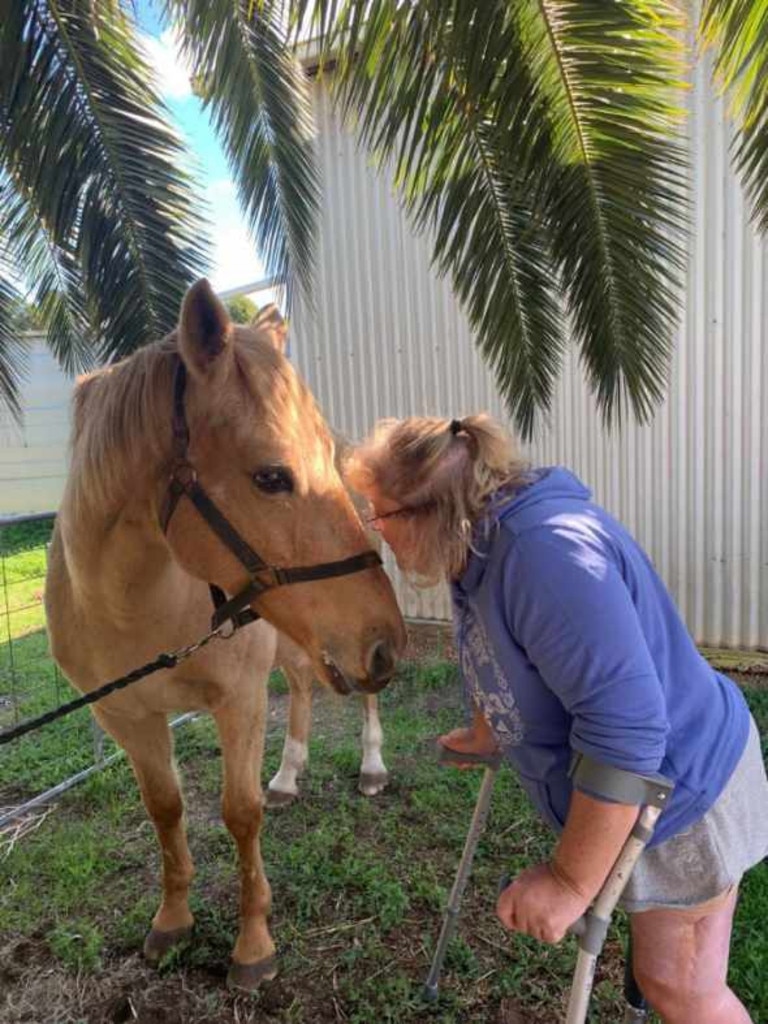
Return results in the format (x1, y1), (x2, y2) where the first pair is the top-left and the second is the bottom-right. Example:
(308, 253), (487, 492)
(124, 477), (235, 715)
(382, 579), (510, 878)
(404, 621), (456, 664)
(496, 1000), (533, 1024)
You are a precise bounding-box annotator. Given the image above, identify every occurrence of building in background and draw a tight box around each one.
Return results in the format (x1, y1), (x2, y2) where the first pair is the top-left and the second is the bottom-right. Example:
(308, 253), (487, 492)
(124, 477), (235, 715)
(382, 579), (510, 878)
(2, 60), (766, 648)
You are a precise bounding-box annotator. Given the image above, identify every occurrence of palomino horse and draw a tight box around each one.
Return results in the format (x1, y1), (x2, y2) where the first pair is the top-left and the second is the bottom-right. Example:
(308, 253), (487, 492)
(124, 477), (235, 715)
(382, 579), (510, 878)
(268, 445), (389, 805)
(44, 280), (405, 990)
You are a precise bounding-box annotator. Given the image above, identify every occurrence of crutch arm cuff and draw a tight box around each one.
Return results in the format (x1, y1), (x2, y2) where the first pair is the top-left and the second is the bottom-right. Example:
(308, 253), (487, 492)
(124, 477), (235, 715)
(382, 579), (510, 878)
(569, 752), (674, 809)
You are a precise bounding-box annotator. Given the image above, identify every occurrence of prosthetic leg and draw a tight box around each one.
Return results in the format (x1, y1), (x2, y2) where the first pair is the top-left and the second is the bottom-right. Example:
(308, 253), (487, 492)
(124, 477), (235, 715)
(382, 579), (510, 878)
(624, 934), (651, 1022)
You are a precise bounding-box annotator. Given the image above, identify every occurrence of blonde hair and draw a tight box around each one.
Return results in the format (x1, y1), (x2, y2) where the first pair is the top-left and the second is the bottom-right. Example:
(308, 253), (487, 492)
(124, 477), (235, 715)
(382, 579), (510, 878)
(345, 414), (530, 582)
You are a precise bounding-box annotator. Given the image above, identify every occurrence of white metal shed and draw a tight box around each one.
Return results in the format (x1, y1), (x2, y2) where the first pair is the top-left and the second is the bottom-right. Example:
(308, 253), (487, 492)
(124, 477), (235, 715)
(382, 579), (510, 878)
(290, 61), (768, 649)
(2, 55), (766, 648)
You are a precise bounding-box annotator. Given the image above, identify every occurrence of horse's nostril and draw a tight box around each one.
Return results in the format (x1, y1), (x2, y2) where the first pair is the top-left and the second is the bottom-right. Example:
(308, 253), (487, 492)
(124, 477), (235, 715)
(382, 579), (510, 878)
(367, 640), (396, 686)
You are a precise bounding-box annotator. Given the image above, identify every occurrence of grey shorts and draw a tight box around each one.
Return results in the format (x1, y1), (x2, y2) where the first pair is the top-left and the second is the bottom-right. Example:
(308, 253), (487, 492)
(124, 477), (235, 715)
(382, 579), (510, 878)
(620, 715), (768, 914)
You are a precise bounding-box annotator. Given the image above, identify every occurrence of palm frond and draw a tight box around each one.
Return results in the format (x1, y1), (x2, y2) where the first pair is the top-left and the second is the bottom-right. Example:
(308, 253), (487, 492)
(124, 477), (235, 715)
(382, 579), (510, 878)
(526, 0), (689, 426)
(0, 174), (95, 375)
(169, 0), (318, 306)
(296, 0), (689, 434)
(701, 0), (768, 232)
(0, 1), (208, 362)
(0, 274), (29, 422)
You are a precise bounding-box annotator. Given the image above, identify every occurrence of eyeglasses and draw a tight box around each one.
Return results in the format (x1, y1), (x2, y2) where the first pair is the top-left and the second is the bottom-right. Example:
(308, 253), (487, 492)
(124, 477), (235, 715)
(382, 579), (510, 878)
(363, 502), (435, 525)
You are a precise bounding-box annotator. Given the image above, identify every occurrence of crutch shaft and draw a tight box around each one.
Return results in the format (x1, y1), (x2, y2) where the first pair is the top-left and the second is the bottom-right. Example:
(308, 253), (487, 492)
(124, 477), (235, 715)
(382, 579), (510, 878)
(565, 805), (662, 1024)
(424, 764), (498, 1001)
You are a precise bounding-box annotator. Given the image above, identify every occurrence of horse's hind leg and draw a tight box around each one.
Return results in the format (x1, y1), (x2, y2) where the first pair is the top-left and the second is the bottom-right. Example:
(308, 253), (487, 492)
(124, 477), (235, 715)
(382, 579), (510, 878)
(94, 708), (194, 960)
(267, 643), (313, 807)
(214, 696), (276, 991)
(267, 670), (312, 807)
(359, 694), (388, 796)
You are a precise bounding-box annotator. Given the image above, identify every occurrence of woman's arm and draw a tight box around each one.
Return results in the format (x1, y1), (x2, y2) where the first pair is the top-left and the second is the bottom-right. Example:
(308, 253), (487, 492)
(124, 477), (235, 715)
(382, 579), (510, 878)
(496, 790), (638, 942)
(551, 789), (638, 901)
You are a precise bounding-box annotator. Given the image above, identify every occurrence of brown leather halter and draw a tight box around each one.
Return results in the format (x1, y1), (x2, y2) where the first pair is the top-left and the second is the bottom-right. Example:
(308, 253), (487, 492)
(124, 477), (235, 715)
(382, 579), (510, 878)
(160, 359), (382, 632)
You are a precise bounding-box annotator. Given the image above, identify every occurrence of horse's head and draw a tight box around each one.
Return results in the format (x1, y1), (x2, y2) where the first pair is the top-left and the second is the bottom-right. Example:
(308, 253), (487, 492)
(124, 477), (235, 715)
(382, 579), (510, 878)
(163, 279), (405, 694)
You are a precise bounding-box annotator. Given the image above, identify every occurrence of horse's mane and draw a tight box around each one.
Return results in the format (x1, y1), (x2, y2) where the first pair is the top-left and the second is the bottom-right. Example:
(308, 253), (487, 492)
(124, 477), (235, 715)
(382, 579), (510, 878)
(68, 336), (176, 517)
(66, 328), (334, 519)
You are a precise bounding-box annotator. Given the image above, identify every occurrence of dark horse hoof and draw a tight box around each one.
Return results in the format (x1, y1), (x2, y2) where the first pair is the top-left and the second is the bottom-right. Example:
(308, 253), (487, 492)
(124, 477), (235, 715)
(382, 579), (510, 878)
(227, 954), (278, 991)
(359, 771), (388, 796)
(265, 787), (297, 809)
(143, 925), (193, 963)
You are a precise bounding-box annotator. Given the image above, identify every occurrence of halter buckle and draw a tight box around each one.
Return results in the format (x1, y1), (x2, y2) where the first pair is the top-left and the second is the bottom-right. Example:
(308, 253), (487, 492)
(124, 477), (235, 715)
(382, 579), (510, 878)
(170, 461), (197, 488)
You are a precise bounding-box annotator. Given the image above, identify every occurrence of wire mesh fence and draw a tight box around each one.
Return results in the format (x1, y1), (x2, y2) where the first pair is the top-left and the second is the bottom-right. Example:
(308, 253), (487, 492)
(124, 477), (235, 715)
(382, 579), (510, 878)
(0, 512), (193, 833)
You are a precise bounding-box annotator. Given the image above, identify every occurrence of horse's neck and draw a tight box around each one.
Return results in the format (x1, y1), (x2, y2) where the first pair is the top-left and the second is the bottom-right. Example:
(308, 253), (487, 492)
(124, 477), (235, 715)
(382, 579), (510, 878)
(60, 491), (180, 624)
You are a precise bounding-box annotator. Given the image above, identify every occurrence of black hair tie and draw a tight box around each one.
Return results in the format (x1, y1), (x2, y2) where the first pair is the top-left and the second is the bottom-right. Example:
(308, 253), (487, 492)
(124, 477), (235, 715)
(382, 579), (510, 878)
(449, 419), (463, 436)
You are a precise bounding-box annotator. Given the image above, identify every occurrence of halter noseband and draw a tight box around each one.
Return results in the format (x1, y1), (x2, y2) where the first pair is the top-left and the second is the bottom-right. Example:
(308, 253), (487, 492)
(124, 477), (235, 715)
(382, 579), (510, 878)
(160, 359), (382, 632)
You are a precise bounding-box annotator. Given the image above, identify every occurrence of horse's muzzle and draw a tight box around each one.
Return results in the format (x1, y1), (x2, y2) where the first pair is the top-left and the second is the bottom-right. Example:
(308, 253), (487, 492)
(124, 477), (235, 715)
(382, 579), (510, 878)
(321, 637), (398, 696)
(365, 639), (397, 691)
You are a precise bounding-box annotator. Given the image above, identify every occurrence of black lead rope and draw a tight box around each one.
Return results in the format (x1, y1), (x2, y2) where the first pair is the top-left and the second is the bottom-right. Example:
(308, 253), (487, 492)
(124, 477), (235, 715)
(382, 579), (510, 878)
(0, 628), (224, 747)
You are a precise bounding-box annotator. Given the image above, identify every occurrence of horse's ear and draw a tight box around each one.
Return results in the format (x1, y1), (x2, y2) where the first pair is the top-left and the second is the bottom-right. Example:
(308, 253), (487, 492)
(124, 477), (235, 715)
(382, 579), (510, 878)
(252, 303), (288, 354)
(178, 279), (233, 381)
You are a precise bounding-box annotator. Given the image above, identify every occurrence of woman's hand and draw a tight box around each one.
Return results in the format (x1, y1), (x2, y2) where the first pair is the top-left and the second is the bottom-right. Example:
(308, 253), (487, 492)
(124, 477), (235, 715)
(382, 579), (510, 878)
(437, 708), (498, 768)
(496, 863), (589, 944)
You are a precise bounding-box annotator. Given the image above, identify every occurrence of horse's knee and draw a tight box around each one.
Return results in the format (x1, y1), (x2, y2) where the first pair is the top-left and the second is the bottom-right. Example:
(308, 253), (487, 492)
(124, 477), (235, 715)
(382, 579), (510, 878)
(222, 797), (264, 841)
(141, 787), (185, 832)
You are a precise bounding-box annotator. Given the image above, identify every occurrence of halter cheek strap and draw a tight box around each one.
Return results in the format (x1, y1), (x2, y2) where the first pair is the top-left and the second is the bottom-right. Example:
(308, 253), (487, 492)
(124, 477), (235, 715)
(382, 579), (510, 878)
(161, 359), (382, 631)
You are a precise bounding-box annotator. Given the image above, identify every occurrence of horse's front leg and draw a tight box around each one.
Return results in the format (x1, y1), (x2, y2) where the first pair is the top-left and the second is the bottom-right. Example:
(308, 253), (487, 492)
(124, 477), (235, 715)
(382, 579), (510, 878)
(214, 696), (276, 991)
(267, 659), (313, 807)
(359, 694), (388, 796)
(95, 709), (195, 960)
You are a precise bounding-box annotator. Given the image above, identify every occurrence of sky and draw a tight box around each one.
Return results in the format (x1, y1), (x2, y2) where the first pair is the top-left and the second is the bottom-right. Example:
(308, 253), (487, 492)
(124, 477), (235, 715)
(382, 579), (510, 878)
(135, 1), (269, 295)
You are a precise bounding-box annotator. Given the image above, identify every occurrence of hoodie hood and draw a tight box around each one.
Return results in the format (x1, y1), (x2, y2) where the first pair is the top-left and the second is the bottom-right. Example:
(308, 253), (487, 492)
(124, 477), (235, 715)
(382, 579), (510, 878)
(496, 467), (591, 521)
(459, 467), (592, 592)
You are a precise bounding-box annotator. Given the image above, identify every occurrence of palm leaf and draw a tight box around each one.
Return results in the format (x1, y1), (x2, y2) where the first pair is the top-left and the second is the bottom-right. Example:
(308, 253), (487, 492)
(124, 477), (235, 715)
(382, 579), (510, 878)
(0, 174), (95, 376)
(169, 0), (318, 306)
(0, 0), (208, 362)
(294, 0), (689, 435)
(0, 274), (29, 422)
(701, 0), (768, 233)
(526, 0), (689, 426)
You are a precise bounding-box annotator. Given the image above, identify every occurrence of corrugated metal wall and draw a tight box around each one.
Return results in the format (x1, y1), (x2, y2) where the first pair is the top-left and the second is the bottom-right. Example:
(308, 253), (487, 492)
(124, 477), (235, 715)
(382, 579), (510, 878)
(292, 61), (768, 648)
(0, 335), (71, 514)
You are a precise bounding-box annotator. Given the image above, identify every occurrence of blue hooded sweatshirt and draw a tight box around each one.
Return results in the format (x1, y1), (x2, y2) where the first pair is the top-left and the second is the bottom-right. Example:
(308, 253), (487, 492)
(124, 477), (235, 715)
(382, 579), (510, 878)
(451, 467), (750, 847)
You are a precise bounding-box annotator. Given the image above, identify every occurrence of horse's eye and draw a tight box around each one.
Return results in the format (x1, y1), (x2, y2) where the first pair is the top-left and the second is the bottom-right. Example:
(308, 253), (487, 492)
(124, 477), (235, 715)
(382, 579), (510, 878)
(253, 466), (294, 494)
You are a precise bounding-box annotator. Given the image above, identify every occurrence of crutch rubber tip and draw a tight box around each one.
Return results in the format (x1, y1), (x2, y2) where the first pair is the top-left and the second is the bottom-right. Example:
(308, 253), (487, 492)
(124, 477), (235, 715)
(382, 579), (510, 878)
(423, 982), (440, 1003)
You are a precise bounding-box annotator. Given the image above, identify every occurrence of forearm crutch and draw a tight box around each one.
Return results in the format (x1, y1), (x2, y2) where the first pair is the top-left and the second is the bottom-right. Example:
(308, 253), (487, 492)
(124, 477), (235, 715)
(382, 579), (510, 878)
(423, 751), (501, 1002)
(564, 756), (675, 1024)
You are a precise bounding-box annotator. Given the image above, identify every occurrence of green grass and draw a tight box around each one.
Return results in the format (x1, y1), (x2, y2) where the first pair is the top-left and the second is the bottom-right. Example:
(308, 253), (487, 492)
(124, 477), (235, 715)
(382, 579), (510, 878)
(0, 521), (102, 798)
(0, 518), (54, 638)
(1, 528), (767, 1022)
(1, 662), (766, 1024)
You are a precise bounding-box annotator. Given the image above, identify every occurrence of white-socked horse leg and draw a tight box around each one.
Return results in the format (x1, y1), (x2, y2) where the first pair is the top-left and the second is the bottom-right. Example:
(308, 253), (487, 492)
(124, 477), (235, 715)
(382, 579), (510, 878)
(267, 638), (312, 808)
(359, 694), (388, 796)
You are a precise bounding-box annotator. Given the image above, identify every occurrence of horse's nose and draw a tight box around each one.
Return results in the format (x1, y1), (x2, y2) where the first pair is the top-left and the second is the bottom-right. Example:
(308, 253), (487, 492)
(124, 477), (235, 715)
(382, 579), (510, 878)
(365, 639), (397, 690)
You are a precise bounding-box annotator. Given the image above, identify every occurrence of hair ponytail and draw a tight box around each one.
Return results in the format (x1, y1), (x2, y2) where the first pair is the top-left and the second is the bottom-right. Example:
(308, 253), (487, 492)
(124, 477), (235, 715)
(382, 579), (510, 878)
(346, 414), (529, 581)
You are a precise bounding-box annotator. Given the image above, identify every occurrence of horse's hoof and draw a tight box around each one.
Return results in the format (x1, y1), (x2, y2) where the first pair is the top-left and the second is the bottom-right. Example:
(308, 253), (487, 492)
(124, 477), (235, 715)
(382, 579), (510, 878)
(227, 954), (278, 991)
(359, 771), (389, 797)
(265, 787), (297, 809)
(143, 925), (193, 963)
